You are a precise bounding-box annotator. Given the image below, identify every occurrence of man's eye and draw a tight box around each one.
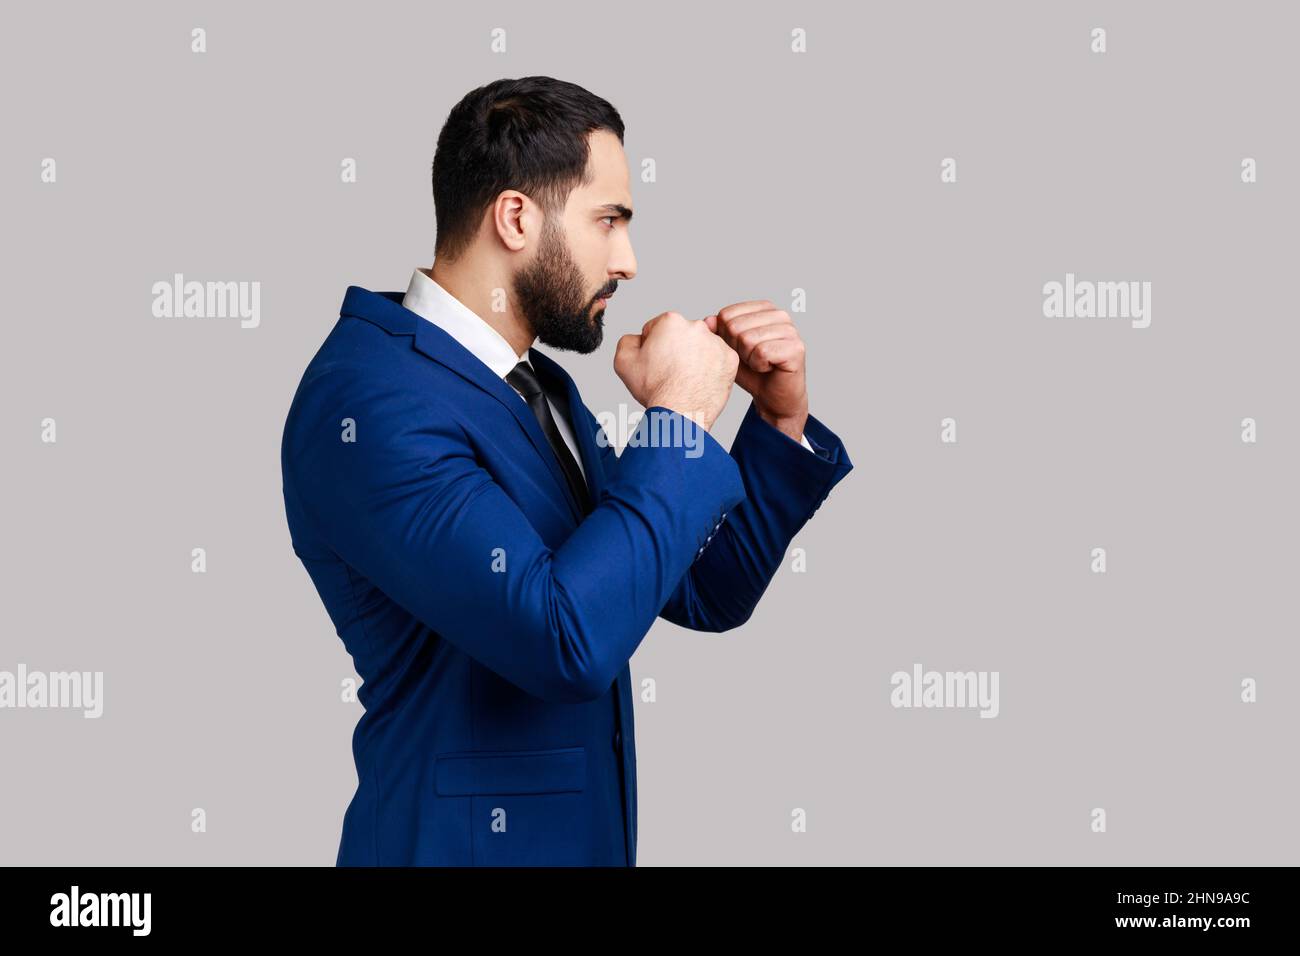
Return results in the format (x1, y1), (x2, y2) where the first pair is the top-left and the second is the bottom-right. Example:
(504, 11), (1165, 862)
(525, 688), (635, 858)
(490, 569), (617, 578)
(601, 216), (616, 227)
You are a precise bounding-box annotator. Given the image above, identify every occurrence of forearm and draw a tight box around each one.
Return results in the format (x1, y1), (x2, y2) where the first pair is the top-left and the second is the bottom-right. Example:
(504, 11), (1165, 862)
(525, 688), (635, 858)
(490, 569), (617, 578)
(659, 399), (854, 631)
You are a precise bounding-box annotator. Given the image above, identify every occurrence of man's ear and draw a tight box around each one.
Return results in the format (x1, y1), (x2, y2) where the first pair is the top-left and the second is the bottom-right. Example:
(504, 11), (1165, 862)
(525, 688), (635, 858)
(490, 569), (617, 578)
(493, 191), (530, 253)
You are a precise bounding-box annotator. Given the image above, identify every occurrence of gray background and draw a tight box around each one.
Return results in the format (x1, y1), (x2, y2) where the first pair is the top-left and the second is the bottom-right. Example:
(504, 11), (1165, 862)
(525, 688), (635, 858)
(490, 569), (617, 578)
(2, 0), (1296, 865)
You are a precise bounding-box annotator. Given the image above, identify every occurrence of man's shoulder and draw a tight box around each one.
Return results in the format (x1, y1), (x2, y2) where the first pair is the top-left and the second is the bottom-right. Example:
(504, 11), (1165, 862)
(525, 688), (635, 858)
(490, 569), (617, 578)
(283, 316), (463, 448)
(297, 314), (445, 392)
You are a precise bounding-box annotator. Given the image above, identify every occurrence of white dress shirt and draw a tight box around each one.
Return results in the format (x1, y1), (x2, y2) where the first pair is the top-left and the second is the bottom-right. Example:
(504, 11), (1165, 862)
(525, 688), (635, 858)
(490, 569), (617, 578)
(400, 267), (814, 478)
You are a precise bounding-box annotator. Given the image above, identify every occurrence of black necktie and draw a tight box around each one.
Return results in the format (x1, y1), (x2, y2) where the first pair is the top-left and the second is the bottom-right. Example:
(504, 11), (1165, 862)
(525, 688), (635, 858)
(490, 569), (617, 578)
(506, 360), (592, 515)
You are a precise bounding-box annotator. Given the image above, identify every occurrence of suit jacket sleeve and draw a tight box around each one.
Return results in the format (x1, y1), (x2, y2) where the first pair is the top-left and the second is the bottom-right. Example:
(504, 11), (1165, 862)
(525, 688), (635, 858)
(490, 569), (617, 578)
(282, 364), (747, 704)
(656, 398), (853, 631)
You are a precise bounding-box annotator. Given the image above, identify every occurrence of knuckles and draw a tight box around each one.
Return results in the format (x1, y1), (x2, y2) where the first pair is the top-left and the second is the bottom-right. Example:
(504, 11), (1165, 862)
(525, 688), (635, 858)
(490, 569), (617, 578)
(718, 300), (779, 322)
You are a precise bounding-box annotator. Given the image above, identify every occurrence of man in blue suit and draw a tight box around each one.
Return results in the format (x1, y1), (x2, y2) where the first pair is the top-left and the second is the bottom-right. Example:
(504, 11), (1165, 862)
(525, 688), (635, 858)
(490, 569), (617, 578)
(281, 76), (853, 866)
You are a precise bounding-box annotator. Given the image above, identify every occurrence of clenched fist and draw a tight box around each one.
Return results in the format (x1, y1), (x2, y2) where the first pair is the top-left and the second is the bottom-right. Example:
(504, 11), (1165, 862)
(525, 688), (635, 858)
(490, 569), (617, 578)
(613, 311), (738, 431)
(704, 300), (809, 442)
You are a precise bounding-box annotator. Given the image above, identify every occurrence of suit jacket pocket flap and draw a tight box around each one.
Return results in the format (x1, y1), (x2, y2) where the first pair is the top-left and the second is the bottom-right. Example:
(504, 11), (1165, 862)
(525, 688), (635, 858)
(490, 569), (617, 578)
(435, 746), (586, 796)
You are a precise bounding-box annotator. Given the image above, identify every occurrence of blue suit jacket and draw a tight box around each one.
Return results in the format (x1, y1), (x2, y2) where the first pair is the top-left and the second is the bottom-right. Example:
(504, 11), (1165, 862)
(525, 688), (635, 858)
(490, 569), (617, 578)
(280, 285), (853, 865)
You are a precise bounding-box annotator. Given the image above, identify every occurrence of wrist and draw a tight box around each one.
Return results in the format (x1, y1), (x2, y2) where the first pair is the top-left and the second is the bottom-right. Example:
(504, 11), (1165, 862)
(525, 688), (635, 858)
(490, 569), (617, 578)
(754, 401), (808, 444)
(645, 398), (717, 432)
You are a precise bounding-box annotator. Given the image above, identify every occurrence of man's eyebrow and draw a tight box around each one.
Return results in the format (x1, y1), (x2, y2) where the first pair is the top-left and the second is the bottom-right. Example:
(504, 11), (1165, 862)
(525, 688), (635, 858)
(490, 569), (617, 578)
(596, 203), (634, 223)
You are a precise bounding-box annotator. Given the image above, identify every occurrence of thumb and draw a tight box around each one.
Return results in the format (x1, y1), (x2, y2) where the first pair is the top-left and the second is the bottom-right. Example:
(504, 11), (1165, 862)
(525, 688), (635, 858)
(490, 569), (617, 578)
(614, 332), (642, 365)
(702, 313), (719, 334)
(734, 361), (761, 393)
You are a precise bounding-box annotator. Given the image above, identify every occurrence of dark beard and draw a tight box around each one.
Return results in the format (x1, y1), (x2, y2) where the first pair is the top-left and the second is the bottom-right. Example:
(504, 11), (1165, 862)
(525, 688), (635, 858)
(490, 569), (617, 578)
(511, 216), (608, 354)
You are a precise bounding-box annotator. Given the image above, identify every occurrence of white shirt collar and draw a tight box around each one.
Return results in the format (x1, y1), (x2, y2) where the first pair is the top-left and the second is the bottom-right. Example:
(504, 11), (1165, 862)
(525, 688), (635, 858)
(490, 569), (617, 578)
(402, 266), (529, 380)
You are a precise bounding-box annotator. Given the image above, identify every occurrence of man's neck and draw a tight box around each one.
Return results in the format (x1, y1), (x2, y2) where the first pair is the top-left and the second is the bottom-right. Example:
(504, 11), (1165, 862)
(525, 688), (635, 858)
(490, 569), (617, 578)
(427, 261), (535, 358)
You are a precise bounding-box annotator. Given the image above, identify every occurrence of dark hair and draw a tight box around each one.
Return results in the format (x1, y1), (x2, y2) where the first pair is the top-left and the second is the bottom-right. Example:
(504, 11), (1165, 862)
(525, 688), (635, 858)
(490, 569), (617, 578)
(431, 76), (625, 263)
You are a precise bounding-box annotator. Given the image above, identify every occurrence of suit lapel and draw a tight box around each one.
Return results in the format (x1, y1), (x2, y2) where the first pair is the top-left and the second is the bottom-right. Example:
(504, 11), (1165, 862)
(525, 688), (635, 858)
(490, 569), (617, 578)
(528, 346), (606, 506)
(340, 287), (585, 523)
